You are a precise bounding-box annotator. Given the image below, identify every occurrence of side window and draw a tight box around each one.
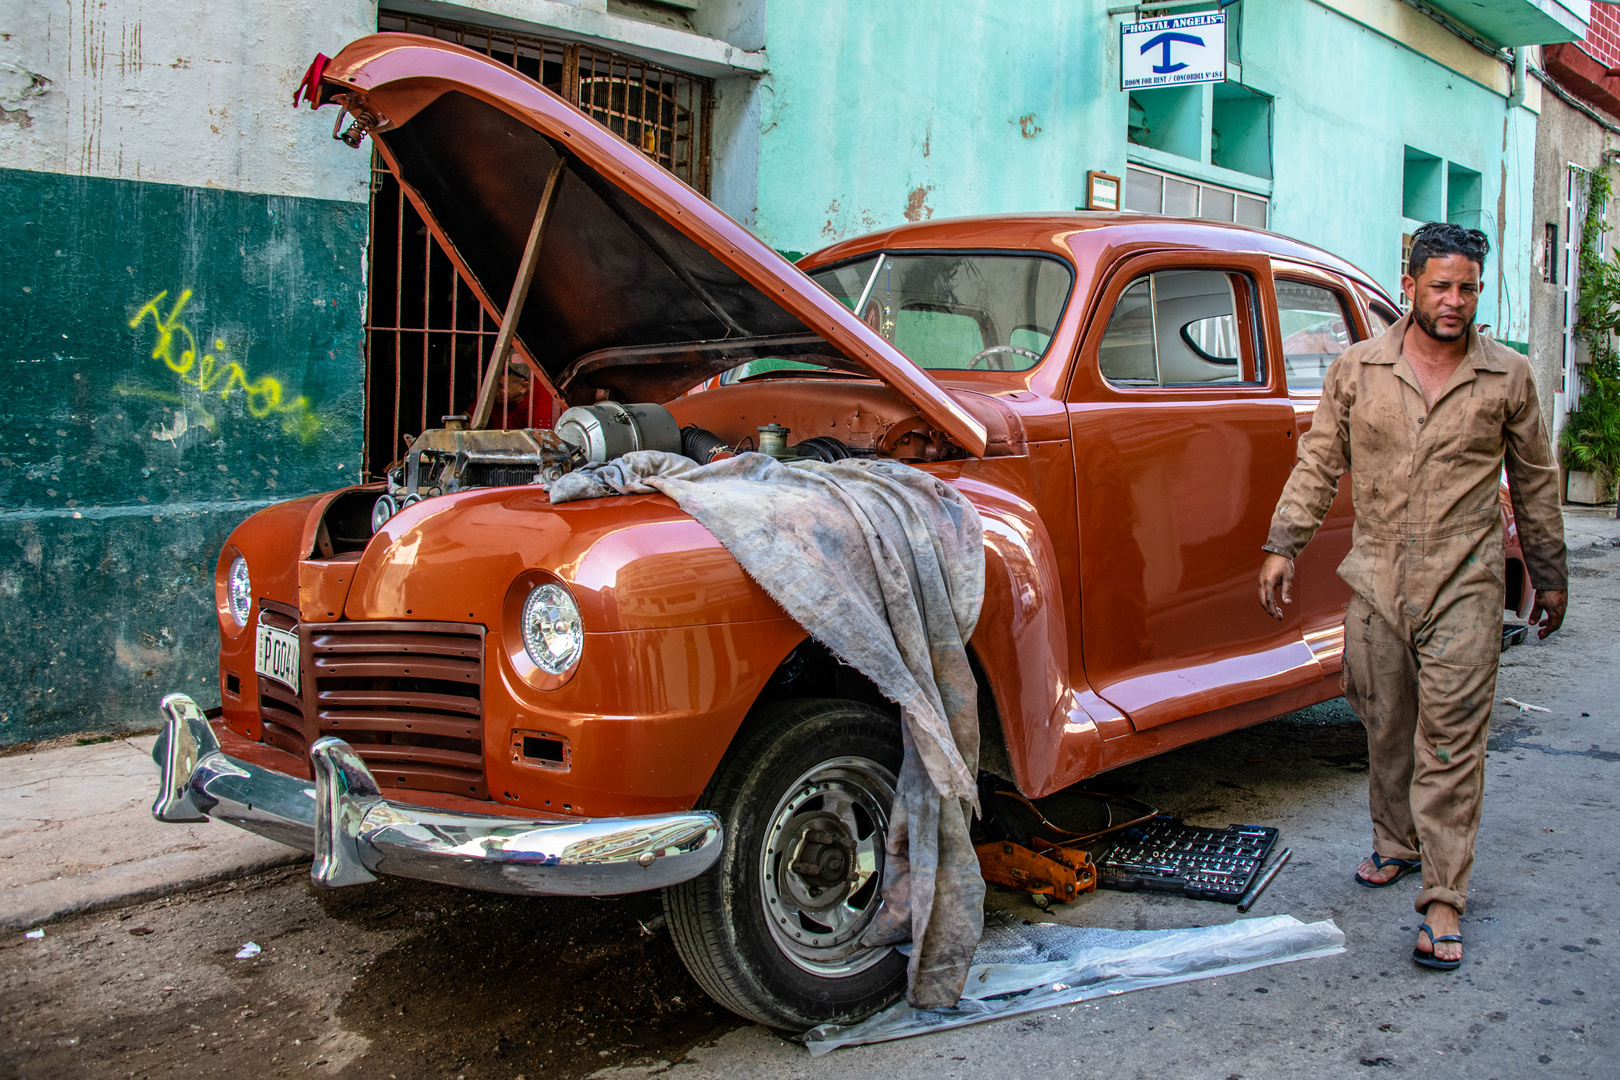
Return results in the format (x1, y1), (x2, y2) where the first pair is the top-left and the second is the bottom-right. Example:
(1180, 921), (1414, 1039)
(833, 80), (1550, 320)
(1366, 302), (1398, 337)
(1098, 269), (1261, 387)
(1275, 281), (1357, 392)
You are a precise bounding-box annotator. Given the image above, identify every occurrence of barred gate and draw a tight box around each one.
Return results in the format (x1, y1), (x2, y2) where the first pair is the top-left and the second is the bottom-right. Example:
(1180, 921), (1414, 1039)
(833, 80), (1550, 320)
(363, 12), (715, 477)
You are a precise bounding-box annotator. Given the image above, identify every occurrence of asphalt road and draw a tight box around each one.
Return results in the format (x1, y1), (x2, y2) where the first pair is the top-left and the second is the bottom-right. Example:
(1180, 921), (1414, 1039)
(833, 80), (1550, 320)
(4, 541), (1616, 1080)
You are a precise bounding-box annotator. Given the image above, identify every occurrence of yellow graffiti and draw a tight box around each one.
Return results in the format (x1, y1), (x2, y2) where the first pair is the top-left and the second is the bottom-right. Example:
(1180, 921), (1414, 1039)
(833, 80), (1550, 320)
(129, 289), (320, 442)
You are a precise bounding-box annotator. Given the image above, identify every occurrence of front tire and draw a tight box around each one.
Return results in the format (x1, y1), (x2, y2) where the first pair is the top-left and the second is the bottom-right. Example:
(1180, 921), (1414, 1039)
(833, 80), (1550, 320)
(663, 698), (907, 1030)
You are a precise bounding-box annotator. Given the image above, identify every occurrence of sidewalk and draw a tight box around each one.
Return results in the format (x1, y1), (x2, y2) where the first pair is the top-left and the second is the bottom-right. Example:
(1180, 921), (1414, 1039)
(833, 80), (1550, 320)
(1563, 503), (1620, 551)
(3, 508), (1616, 932)
(0, 735), (301, 929)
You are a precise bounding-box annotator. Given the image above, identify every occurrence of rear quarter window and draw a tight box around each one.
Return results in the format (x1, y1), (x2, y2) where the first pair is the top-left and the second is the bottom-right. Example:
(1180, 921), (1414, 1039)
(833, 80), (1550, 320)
(1275, 281), (1356, 393)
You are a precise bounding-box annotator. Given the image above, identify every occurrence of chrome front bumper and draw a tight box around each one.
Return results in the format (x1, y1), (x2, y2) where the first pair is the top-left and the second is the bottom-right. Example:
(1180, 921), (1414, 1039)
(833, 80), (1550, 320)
(150, 694), (722, 896)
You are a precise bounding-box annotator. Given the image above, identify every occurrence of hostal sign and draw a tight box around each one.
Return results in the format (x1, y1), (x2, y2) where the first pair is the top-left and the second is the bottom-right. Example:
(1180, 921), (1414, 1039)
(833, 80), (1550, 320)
(1121, 12), (1226, 90)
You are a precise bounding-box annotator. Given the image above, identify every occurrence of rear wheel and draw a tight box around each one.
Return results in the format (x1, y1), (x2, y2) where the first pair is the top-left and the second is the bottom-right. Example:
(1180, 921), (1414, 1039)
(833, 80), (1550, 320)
(663, 698), (907, 1030)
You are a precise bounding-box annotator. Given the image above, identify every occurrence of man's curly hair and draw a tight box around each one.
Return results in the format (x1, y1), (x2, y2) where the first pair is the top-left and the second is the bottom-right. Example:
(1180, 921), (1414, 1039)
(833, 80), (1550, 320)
(1407, 221), (1489, 278)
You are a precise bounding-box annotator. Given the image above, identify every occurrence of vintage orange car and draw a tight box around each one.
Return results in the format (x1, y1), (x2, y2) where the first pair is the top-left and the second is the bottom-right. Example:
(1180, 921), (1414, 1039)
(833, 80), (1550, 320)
(151, 34), (1536, 1031)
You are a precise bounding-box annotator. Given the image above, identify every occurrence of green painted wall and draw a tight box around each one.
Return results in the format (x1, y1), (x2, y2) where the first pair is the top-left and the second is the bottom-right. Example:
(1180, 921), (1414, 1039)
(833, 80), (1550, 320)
(1241, 0), (1537, 339)
(0, 168), (366, 743)
(753, 0), (1126, 250)
(751, 0), (1536, 340)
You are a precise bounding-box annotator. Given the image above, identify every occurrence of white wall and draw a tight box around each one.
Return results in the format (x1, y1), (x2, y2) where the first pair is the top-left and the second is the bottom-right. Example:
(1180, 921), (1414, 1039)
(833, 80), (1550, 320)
(0, 0), (374, 201)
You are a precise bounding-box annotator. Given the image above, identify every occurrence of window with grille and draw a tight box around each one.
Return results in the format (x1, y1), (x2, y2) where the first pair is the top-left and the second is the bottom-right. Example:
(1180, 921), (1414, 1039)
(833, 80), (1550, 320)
(1123, 165), (1268, 228)
(363, 12), (715, 477)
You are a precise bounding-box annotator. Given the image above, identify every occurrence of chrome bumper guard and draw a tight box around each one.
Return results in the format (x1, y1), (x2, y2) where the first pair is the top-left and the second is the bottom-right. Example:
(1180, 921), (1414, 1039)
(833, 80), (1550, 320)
(150, 694), (722, 896)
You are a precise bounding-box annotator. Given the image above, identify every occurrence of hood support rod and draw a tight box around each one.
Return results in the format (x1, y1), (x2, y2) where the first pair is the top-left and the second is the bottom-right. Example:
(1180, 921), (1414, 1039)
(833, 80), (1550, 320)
(472, 156), (567, 430)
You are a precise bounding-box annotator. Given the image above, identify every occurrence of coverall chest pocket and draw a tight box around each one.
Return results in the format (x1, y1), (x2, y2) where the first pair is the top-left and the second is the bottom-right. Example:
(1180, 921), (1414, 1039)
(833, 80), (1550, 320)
(1450, 396), (1507, 457)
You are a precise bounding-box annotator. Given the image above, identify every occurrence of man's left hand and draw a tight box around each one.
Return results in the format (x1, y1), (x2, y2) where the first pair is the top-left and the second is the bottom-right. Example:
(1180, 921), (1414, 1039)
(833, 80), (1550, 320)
(1530, 589), (1568, 640)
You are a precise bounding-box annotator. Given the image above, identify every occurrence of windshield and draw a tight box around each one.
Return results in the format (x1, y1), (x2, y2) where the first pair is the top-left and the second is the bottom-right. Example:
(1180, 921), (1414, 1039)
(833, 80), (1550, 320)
(720, 253), (1073, 382)
(818, 253), (1072, 372)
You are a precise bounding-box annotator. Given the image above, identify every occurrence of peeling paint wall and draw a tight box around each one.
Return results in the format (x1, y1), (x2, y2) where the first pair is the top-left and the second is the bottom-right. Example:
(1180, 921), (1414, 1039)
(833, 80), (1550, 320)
(693, 0), (766, 230)
(1, 0), (373, 743)
(1527, 88), (1619, 438)
(0, 1), (372, 199)
(752, 0), (1124, 252)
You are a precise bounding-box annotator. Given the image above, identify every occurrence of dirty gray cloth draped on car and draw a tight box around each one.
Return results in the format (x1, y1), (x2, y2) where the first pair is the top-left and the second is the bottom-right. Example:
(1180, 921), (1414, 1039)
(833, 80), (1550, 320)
(547, 450), (987, 1008)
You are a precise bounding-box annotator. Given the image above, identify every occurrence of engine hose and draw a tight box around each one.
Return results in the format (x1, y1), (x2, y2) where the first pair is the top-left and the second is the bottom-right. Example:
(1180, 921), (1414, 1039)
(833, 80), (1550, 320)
(680, 425), (732, 464)
(790, 436), (852, 463)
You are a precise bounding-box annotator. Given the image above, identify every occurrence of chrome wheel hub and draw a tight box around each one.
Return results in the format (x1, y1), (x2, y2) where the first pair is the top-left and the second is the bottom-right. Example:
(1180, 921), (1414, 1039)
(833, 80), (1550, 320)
(760, 756), (896, 976)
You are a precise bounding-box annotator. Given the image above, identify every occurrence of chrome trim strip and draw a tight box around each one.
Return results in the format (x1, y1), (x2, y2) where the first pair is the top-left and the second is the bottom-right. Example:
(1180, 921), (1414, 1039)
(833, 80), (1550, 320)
(151, 694), (722, 896)
(1301, 625), (1345, 672)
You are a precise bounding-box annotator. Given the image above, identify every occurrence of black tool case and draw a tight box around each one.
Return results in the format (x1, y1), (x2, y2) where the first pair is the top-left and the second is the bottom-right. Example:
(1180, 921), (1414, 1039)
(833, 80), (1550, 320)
(1097, 817), (1279, 902)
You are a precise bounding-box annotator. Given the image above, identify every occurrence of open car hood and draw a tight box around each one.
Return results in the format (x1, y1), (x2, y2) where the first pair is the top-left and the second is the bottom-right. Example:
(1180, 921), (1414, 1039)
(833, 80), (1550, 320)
(304, 35), (987, 456)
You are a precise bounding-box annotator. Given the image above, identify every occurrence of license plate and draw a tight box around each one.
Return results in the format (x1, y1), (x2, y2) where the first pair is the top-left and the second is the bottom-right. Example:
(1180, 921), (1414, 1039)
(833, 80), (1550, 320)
(255, 624), (301, 692)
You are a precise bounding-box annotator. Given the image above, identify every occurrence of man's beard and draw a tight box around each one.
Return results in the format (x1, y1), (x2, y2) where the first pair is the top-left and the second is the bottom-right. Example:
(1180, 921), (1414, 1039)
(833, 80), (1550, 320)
(1411, 304), (1467, 343)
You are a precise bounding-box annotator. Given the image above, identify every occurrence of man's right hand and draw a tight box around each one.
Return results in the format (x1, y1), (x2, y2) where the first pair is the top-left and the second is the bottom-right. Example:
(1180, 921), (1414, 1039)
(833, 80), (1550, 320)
(1530, 588), (1568, 640)
(1258, 553), (1294, 620)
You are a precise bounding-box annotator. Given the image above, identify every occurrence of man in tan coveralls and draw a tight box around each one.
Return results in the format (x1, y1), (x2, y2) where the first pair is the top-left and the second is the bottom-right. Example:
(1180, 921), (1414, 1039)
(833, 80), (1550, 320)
(1257, 223), (1568, 969)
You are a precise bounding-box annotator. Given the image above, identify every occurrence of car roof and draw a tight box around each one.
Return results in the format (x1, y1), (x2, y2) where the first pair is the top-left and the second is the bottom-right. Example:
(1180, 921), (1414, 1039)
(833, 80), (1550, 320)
(801, 213), (1388, 298)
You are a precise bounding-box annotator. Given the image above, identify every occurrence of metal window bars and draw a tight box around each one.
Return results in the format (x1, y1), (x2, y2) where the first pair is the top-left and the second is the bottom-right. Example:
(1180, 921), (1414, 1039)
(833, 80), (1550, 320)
(374, 11), (713, 194)
(576, 44), (711, 194)
(364, 161), (521, 476)
(362, 12), (715, 478)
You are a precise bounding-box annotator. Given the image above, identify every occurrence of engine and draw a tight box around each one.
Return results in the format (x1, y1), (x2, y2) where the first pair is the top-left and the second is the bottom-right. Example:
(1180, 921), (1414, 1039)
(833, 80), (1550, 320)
(362, 401), (865, 538)
(369, 402), (687, 531)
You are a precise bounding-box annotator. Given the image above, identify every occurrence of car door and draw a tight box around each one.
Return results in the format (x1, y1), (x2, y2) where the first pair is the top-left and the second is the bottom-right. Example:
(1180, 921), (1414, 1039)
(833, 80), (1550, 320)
(1067, 250), (1321, 731)
(1273, 265), (1372, 664)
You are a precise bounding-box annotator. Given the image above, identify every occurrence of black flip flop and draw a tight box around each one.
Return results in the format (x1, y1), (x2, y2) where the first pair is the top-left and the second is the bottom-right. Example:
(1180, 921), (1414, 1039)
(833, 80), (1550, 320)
(1412, 923), (1462, 970)
(1354, 853), (1420, 888)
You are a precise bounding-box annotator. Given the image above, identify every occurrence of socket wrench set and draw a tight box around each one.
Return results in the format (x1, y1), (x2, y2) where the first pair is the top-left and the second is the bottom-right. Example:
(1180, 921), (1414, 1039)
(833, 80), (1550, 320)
(1097, 817), (1279, 902)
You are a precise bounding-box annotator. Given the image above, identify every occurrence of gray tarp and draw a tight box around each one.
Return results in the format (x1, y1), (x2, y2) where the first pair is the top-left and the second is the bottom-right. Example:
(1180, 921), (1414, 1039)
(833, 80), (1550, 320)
(547, 450), (986, 1008)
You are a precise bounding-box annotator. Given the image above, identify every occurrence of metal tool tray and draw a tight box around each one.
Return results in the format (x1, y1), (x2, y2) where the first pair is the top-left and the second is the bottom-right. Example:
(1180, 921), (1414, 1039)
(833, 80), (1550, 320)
(1097, 817), (1279, 902)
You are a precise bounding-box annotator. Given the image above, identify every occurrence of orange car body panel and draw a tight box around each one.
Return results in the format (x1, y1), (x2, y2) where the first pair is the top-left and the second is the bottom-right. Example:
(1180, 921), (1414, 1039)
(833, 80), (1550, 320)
(216, 36), (1536, 821)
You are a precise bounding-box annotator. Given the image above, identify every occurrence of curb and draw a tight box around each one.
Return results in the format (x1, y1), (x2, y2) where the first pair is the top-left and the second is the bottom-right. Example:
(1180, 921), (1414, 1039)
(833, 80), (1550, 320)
(0, 735), (306, 930)
(2, 850), (307, 930)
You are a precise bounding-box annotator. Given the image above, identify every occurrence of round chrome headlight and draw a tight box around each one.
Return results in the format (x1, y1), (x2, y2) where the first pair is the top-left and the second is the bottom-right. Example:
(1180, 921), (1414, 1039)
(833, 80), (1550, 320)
(521, 583), (583, 675)
(371, 493), (397, 533)
(227, 556), (252, 627)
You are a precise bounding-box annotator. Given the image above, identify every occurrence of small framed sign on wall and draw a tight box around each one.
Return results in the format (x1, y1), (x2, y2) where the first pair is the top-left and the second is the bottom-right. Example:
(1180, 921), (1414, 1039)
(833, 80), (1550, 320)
(1086, 171), (1121, 211)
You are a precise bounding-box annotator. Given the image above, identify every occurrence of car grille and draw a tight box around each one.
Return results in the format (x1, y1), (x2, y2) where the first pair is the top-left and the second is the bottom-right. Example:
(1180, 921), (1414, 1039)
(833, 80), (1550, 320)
(254, 601), (488, 799)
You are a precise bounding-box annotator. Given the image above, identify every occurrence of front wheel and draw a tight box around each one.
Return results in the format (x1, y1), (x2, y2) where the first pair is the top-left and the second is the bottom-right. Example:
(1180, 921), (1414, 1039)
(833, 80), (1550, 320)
(663, 698), (907, 1030)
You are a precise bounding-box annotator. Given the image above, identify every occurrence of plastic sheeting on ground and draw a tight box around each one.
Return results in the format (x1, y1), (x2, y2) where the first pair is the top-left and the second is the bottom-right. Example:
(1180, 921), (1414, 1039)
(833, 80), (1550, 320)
(802, 913), (1346, 1055)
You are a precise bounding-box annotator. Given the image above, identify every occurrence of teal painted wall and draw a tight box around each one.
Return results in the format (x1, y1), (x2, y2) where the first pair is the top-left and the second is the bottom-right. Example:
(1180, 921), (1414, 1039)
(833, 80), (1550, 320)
(753, 0), (1126, 251)
(0, 168), (366, 743)
(751, 0), (1535, 340)
(1241, 0), (1536, 339)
